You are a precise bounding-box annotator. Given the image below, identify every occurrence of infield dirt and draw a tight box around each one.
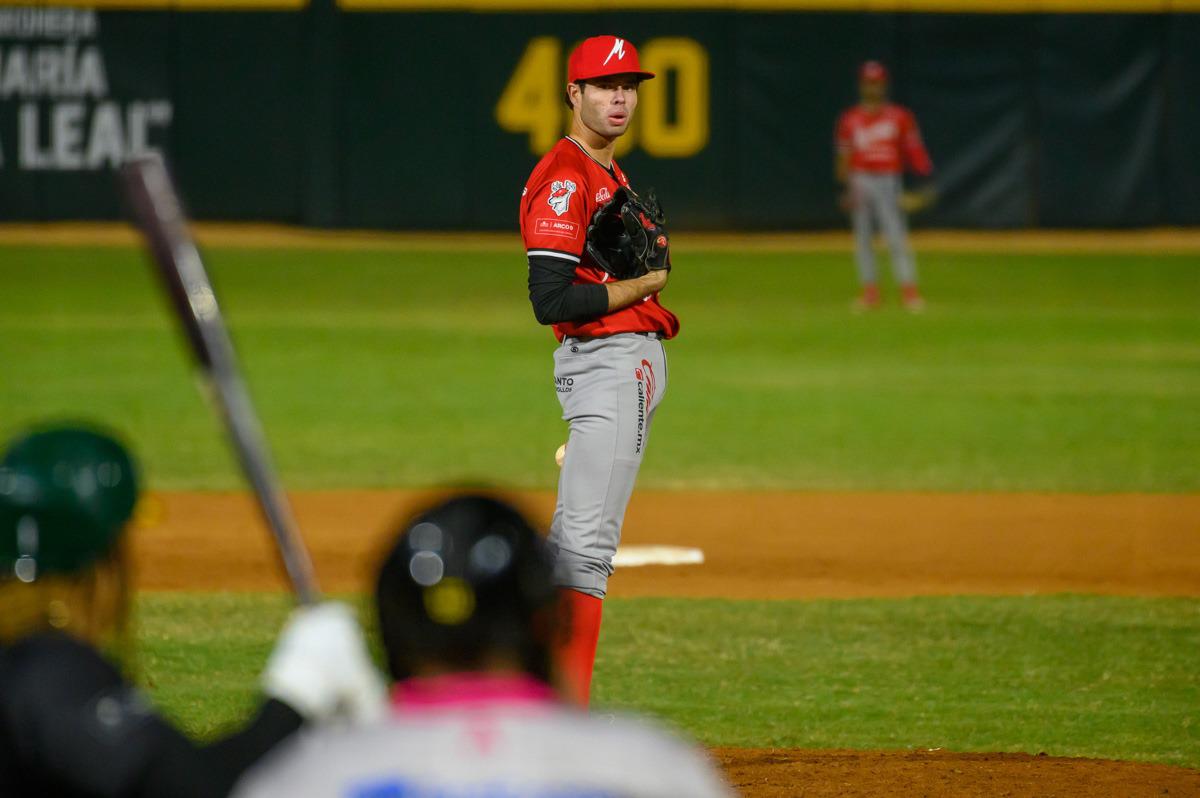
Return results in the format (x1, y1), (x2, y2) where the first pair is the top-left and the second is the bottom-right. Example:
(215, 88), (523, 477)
(133, 489), (1200, 797)
(132, 489), (1200, 598)
(713, 747), (1200, 797)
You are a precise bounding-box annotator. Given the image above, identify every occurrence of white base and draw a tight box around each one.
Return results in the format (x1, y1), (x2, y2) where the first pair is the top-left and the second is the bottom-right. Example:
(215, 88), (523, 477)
(612, 545), (705, 568)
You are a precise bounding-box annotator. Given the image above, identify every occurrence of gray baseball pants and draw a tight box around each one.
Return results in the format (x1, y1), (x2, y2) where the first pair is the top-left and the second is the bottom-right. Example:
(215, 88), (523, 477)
(851, 171), (918, 286)
(548, 332), (668, 599)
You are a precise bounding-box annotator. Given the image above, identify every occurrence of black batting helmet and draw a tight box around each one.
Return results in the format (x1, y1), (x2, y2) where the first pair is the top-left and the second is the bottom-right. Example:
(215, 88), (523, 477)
(374, 494), (559, 682)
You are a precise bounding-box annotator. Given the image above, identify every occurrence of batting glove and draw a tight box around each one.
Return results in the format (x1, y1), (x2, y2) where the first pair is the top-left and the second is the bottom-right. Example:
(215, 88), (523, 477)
(262, 602), (387, 724)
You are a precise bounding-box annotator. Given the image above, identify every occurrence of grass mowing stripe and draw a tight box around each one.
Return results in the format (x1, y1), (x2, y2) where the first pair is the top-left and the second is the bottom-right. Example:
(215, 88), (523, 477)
(137, 593), (293, 737)
(3, 247), (1199, 491)
(134, 593), (1199, 767)
(597, 596), (1199, 767)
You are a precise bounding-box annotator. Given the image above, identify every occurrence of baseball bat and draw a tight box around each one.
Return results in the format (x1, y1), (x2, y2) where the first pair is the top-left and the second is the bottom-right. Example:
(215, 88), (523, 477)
(120, 153), (320, 605)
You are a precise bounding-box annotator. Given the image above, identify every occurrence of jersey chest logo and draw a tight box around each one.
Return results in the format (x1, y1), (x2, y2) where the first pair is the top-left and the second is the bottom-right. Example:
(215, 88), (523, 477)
(548, 179), (577, 217)
(854, 119), (898, 149)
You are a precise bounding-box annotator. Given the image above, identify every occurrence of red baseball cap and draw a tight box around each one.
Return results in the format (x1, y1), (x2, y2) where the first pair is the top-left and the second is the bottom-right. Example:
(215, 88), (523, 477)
(567, 36), (655, 83)
(859, 60), (889, 82)
(859, 60), (888, 81)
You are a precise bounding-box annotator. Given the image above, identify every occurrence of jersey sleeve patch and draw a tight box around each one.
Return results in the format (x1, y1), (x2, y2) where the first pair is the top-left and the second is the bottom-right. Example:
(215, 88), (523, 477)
(533, 217), (580, 238)
(547, 178), (578, 217)
(521, 164), (587, 257)
(518, 160), (588, 258)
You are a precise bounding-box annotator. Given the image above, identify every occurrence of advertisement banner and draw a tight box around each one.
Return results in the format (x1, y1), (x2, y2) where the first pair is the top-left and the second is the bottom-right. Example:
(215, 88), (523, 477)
(1, 5), (1198, 228)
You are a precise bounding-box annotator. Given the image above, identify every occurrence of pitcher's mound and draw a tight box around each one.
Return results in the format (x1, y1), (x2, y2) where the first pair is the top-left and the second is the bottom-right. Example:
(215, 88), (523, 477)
(713, 747), (1200, 797)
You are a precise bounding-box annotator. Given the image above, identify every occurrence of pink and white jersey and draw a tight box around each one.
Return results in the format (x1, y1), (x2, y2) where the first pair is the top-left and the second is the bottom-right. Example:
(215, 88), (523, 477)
(233, 674), (732, 798)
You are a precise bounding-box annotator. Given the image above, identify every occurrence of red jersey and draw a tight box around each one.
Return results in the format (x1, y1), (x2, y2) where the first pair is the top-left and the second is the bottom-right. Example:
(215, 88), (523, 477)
(835, 103), (932, 176)
(520, 137), (680, 342)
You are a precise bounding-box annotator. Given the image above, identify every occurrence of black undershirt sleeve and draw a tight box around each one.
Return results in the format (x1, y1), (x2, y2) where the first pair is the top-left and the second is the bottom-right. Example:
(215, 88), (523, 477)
(138, 699), (303, 798)
(527, 255), (608, 325)
(0, 634), (302, 798)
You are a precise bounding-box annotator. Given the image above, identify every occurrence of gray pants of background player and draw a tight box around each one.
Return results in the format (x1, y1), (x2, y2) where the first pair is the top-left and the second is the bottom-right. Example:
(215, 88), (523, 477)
(852, 171), (917, 286)
(548, 332), (668, 599)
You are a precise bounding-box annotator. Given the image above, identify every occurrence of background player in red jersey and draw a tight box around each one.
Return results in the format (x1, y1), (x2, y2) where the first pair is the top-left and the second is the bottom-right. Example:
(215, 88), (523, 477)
(519, 35), (679, 706)
(835, 60), (935, 312)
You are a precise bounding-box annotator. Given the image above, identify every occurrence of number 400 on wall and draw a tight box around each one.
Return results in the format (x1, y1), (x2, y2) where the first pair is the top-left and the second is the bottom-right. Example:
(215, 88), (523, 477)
(496, 37), (710, 159)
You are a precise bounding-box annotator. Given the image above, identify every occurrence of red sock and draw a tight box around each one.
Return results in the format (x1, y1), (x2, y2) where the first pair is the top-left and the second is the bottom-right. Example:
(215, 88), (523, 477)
(861, 283), (881, 306)
(901, 283), (922, 302)
(556, 588), (603, 706)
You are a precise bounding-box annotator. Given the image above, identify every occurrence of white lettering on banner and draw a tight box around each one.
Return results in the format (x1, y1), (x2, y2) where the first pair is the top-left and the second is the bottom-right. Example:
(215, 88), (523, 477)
(0, 45), (107, 98)
(0, 9), (98, 40)
(0, 19), (173, 172)
(18, 100), (173, 170)
(53, 101), (84, 168)
(18, 104), (40, 168)
(87, 101), (124, 168)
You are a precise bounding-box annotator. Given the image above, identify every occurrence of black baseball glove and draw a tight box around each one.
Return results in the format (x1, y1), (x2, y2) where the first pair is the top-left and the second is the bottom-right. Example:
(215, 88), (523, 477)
(585, 187), (670, 280)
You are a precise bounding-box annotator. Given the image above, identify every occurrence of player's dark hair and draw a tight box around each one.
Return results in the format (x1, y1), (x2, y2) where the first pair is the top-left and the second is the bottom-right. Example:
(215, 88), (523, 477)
(564, 80), (586, 110)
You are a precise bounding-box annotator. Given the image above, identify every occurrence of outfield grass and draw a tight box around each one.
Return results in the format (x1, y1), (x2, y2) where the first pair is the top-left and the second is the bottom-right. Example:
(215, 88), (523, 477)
(3, 245), (1198, 491)
(136, 593), (1200, 768)
(9, 243), (1198, 770)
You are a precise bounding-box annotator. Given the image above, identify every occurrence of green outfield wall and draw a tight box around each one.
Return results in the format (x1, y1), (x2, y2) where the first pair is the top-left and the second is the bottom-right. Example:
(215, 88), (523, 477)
(1, 3), (1198, 228)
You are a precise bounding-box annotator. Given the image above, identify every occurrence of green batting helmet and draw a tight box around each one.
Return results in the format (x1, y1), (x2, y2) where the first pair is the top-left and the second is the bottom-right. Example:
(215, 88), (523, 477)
(0, 426), (139, 583)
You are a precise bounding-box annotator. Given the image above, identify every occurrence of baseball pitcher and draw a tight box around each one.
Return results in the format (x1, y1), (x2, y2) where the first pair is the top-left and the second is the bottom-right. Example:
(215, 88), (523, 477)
(519, 35), (679, 705)
(835, 60), (935, 312)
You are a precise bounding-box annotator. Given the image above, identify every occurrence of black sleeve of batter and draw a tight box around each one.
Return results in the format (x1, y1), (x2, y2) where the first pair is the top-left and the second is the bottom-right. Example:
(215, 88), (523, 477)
(528, 255), (608, 325)
(141, 699), (303, 798)
(0, 633), (301, 798)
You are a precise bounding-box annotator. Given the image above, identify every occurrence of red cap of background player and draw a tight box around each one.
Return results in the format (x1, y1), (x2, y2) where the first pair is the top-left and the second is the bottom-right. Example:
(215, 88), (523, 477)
(859, 60), (888, 82)
(568, 36), (655, 83)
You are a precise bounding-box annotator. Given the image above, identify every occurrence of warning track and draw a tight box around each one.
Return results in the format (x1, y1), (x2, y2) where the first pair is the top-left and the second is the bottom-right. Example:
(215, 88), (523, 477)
(4, 222), (1200, 254)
